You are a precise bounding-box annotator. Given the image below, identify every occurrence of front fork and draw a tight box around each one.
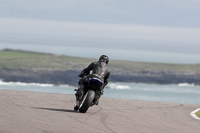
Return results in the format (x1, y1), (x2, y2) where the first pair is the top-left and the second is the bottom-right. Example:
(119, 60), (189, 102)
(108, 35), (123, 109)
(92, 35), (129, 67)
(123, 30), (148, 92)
(74, 89), (85, 107)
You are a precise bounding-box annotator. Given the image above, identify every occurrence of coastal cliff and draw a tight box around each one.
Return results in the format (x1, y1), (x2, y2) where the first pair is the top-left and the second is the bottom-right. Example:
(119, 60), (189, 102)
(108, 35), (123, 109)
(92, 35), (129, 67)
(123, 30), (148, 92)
(1, 68), (200, 86)
(0, 49), (200, 86)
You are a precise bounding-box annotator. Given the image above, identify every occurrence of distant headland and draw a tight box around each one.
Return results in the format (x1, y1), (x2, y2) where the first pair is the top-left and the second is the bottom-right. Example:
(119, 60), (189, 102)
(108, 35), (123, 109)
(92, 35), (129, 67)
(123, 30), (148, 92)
(0, 49), (200, 86)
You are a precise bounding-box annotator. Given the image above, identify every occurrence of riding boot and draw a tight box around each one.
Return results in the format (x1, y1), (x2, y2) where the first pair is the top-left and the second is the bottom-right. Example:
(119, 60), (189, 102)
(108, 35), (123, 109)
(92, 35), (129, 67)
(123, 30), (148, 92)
(75, 84), (84, 98)
(94, 88), (104, 105)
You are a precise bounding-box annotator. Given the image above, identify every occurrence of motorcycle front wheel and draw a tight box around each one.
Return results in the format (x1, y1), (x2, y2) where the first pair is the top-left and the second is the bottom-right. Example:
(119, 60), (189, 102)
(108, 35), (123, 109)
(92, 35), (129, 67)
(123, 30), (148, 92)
(79, 90), (95, 113)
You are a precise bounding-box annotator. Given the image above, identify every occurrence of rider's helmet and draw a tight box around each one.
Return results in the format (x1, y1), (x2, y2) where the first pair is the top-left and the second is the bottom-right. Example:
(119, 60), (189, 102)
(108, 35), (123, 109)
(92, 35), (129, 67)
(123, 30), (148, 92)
(99, 55), (109, 64)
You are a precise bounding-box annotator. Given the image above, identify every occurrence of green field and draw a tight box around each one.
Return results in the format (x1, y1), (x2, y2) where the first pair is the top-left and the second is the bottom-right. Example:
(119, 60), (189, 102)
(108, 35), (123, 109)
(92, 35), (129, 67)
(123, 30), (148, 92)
(0, 49), (200, 73)
(0, 49), (92, 70)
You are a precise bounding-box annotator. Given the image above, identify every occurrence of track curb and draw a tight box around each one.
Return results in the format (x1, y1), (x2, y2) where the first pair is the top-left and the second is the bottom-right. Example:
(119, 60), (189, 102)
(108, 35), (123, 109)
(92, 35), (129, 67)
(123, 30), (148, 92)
(190, 108), (200, 120)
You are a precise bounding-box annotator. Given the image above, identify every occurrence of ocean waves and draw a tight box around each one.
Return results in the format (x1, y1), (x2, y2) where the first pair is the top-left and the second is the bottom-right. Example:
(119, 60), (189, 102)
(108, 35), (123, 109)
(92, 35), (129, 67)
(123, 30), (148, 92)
(0, 80), (200, 104)
(0, 79), (70, 87)
(106, 82), (200, 94)
(104, 82), (200, 104)
(107, 83), (131, 90)
(0, 79), (54, 87)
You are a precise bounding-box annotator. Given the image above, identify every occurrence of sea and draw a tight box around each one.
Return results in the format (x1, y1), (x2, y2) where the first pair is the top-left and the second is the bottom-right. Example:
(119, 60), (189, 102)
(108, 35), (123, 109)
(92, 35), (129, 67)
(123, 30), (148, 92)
(0, 80), (199, 105)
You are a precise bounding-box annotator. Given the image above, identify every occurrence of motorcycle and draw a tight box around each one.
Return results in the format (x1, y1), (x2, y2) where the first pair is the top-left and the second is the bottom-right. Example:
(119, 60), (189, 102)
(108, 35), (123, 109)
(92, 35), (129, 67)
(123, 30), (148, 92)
(74, 77), (103, 113)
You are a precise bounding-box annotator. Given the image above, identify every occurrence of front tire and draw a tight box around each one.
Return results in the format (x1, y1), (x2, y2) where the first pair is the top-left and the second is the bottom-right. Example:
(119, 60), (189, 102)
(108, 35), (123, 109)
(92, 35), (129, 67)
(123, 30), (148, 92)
(79, 90), (95, 113)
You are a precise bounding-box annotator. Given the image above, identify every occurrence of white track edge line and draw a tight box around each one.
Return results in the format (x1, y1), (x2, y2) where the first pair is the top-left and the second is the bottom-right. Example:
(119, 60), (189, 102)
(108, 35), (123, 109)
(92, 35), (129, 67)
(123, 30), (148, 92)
(190, 108), (200, 120)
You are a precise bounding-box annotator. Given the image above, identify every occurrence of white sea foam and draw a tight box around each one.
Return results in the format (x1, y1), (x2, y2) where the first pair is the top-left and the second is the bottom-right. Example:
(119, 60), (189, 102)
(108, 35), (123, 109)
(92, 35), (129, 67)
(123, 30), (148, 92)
(178, 83), (195, 87)
(0, 79), (54, 87)
(107, 83), (131, 90)
(106, 82), (200, 95)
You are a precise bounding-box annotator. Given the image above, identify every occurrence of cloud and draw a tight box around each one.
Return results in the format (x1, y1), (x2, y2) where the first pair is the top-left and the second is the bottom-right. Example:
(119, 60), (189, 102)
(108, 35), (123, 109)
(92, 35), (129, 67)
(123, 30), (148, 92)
(1, 17), (200, 44)
(0, 0), (200, 28)
(0, 17), (200, 57)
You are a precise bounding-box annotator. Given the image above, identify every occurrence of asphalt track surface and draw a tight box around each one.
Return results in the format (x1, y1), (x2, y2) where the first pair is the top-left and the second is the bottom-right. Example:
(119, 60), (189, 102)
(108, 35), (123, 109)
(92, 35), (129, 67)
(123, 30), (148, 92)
(0, 90), (199, 133)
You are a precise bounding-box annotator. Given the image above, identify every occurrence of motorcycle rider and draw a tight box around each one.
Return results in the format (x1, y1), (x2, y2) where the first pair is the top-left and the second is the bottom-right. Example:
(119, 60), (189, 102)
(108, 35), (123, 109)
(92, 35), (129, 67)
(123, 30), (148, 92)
(75, 55), (111, 106)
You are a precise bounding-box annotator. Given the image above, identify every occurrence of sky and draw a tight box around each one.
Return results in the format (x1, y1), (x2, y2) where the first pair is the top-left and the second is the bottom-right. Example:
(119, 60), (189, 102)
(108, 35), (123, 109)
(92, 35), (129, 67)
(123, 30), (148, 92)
(0, 0), (200, 64)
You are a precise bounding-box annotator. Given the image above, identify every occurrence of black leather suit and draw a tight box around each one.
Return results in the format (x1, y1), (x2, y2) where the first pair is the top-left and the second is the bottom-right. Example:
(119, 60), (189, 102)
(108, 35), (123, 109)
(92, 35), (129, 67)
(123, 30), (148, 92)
(78, 61), (111, 90)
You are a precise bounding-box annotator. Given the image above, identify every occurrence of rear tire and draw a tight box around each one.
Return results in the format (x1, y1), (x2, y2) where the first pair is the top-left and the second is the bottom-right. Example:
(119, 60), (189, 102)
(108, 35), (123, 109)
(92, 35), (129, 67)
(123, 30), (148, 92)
(79, 90), (95, 113)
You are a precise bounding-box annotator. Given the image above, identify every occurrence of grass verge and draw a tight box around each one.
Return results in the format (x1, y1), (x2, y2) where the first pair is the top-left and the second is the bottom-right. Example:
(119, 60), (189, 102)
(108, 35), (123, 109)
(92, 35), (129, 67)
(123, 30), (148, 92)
(196, 110), (200, 118)
(1, 49), (200, 73)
